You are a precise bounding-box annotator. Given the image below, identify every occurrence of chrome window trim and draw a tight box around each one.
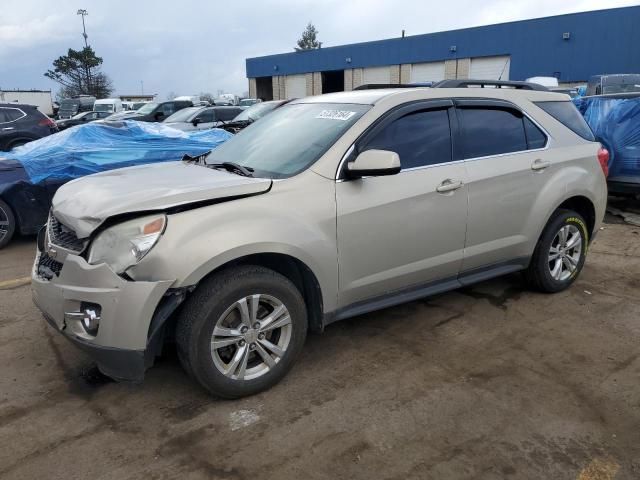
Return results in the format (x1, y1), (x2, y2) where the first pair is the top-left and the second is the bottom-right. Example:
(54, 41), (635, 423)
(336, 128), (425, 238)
(0, 107), (27, 125)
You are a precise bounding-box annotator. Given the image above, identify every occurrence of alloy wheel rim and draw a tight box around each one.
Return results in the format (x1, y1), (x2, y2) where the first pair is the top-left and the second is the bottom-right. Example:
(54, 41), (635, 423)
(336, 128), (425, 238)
(210, 294), (292, 381)
(548, 224), (582, 281)
(0, 205), (9, 242)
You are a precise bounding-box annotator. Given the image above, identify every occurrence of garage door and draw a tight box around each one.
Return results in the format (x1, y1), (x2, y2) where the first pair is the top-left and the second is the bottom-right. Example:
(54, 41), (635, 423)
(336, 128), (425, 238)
(411, 61), (445, 83)
(363, 66), (391, 85)
(285, 74), (307, 99)
(469, 56), (510, 80)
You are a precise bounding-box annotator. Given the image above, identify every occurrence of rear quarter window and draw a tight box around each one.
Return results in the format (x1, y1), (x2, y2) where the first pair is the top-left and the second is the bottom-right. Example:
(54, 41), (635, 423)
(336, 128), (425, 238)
(535, 101), (595, 141)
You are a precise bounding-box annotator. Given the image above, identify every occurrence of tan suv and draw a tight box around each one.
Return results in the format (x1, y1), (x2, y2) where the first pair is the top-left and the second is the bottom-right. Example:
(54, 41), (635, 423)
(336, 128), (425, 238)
(32, 81), (608, 398)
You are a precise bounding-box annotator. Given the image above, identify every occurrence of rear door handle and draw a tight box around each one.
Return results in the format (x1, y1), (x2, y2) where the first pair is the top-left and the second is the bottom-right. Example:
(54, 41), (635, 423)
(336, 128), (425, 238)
(436, 179), (464, 193)
(531, 159), (551, 171)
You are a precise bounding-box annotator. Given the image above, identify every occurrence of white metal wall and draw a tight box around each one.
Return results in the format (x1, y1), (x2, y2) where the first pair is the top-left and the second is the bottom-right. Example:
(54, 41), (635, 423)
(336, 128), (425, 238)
(469, 56), (511, 80)
(284, 74), (307, 99)
(410, 62), (446, 83)
(0, 90), (53, 115)
(363, 66), (391, 84)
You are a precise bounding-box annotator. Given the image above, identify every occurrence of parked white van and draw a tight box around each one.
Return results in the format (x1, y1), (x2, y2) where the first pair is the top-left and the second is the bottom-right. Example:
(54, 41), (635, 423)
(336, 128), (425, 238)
(93, 98), (124, 115)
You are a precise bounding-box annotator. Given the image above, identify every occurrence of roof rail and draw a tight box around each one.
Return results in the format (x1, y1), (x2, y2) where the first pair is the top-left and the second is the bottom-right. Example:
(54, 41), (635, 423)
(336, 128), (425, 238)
(433, 79), (548, 91)
(354, 82), (433, 90)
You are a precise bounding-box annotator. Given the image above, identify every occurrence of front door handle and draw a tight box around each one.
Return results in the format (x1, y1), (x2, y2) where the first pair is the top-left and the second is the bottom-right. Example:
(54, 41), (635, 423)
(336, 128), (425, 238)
(436, 179), (464, 193)
(531, 159), (551, 171)
(1, 127), (15, 131)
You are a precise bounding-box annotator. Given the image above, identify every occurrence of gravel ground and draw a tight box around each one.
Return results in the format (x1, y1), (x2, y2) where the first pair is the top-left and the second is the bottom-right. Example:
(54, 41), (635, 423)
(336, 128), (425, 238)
(0, 220), (639, 480)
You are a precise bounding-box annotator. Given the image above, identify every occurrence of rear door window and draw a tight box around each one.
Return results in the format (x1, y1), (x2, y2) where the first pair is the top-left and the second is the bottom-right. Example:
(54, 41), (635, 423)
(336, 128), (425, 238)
(362, 108), (452, 169)
(457, 107), (527, 158)
(534, 101), (595, 141)
(0, 107), (26, 123)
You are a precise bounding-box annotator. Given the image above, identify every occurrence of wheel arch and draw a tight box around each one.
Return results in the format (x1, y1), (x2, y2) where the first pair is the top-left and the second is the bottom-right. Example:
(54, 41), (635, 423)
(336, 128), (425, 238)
(554, 195), (597, 240)
(194, 252), (325, 333)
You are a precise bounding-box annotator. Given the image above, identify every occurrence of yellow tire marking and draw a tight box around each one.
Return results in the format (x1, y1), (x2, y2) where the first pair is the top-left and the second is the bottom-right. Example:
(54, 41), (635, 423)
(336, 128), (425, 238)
(0, 276), (31, 290)
(576, 457), (620, 480)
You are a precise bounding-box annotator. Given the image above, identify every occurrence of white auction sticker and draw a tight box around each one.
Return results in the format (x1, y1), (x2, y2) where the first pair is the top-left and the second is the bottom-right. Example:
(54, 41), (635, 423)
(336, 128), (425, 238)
(316, 110), (357, 121)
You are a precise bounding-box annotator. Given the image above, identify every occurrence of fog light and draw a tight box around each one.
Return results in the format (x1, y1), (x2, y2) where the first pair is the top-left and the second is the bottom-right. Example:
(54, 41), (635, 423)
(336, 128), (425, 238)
(65, 303), (101, 336)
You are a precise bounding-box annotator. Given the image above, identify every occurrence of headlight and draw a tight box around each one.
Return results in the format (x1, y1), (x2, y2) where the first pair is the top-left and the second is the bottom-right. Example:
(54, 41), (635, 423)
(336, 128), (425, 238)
(88, 215), (166, 274)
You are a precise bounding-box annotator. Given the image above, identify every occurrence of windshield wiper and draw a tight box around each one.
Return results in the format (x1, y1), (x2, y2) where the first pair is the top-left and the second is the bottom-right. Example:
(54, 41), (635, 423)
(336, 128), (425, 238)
(208, 162), (254, 177)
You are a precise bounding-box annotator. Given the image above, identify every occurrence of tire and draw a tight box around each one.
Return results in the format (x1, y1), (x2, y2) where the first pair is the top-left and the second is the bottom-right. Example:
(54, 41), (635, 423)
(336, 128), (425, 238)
(8, 140), (28, 150)
(176, 265), (308, 399)
(525, 209), (589, 293)
(0, 199), (16, 249)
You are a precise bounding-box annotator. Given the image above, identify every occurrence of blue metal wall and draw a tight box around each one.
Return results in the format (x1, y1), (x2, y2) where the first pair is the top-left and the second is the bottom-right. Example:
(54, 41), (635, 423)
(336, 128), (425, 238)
(246, 7), (640, 82)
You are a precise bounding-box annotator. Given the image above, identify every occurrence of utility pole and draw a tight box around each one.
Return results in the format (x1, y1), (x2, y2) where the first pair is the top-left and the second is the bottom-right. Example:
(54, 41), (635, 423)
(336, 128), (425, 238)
(141, 80), (144, 95)
(77, 9), (89, 48)
(77, 9), (90, 95)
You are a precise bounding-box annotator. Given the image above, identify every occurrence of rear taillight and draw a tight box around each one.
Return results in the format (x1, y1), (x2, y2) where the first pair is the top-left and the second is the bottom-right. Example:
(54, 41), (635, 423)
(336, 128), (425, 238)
(38, 117), (56, 127)
(597, 146), (609, 177)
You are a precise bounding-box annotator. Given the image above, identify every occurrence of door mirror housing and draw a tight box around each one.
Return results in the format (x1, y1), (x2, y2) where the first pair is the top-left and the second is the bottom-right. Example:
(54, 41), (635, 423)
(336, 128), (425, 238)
(154, 111), (165, 120)
(192, 118), (201, 126)
(346, 149), (401, 178)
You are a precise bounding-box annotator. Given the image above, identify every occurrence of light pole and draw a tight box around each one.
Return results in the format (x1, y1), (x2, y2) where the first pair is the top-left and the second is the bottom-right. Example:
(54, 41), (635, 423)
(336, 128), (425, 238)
(77, 9), (89, 48)
(141, 80), (144, 95)
(77, 9), (91, 95)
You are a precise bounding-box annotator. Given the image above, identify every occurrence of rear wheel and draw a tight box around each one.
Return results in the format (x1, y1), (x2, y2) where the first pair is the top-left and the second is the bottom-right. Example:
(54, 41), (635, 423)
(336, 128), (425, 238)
(0, 199), (16, 249)
(526, 210), (588, 293)
(176, 265), (308, 398)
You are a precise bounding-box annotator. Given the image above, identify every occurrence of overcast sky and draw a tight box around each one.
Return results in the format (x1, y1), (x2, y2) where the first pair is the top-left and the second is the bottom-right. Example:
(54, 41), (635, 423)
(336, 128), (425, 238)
(0, 0), (637, 99)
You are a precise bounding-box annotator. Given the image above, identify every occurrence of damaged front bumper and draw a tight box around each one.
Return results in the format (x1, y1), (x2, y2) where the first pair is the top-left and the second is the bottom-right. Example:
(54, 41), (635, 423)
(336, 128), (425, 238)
(32, 246), (177, 382)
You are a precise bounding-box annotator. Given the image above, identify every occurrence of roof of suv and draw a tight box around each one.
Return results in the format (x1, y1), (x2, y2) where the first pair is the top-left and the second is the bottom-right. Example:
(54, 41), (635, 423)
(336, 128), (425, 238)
(293, 88), (570, 105)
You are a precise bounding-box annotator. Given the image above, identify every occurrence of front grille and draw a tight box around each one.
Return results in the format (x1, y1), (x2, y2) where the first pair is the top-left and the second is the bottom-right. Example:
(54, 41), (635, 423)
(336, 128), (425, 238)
(37, 252), (63, 280)
(48, 214), (85, 253)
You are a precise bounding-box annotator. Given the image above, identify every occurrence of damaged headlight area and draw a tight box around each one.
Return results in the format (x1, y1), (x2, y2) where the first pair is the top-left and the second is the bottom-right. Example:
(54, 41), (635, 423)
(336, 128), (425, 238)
(88, 214), (166, 274)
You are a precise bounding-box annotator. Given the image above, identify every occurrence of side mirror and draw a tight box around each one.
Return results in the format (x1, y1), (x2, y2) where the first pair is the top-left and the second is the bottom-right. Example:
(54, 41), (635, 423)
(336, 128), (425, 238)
(155, 111), (164, 120)
(192, 118), (201, 126)
(346, 149), (401, 178)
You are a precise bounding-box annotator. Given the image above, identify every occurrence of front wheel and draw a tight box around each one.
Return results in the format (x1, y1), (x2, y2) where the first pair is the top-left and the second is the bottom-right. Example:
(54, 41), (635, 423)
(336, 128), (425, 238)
(526, 210), (589, 293)
(176, 265), (308, 398)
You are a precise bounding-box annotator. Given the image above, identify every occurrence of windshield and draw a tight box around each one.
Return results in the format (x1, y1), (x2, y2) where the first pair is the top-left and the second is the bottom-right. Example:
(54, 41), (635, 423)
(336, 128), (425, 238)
(59, 100), (80, 113)
(603, 84), (640, 94)
(137, 102), (158, 114)
(71, 112), (88, 120)
(94, 103), (114, 113)
(205, 103), (369, 178)
(240, 99), (257, 107)
(164, 107), (201, 123)
(233, 102), (278, 122)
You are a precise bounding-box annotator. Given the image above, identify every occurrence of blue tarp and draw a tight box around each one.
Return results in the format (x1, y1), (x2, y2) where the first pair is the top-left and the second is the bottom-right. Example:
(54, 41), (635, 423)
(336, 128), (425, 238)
(4, 120), (233, 184)
(573, 96), (640, 181)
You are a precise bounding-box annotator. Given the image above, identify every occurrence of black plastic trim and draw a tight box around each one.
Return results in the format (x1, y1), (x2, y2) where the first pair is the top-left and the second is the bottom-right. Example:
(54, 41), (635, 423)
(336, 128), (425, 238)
(42, 312), (145, 382)
(325, 257), (529, 326)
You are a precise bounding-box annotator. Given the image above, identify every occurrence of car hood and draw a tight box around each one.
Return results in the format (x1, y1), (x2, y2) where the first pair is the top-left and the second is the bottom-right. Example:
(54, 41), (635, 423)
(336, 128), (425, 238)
(52, 161), (272, 238)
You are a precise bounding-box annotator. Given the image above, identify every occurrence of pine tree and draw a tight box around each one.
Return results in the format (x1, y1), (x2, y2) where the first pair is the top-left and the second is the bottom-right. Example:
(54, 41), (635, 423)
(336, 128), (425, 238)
(295, 23), (322, 51)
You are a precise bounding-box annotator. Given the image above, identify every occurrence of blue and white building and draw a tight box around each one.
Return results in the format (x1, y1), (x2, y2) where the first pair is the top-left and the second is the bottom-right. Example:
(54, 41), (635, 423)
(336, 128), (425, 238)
(245, 6), (640, 100)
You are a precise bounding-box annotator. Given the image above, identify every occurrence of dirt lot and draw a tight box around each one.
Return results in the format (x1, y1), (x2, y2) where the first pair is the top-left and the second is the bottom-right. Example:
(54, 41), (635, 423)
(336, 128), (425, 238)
(1, 219), (639, 480)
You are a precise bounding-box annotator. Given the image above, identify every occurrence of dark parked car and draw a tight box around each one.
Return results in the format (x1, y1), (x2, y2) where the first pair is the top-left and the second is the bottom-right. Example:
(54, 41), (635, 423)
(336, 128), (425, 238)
(218, 99), (292, 133)
(163, 106), (243, 131)
(0, 121), (231, 248)
(121, 100), (193, 122)
(0, 103), (58, 151)
(55, 111), (111, 131)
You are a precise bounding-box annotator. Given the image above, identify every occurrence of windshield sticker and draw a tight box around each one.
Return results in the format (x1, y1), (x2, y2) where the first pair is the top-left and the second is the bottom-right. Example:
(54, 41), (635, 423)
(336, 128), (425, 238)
(316, 110), (357, 121)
